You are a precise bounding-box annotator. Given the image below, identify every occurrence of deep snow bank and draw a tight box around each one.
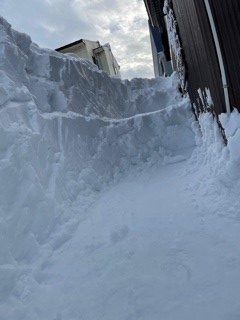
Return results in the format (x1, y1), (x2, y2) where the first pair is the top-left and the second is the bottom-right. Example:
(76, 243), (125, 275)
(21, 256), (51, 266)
(181, 107), (240, 227)
(0, 16), (196, 305)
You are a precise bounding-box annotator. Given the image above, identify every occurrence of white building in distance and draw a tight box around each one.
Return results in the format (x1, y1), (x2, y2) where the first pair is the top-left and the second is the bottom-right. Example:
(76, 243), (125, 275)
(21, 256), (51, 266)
(56, 39), (121, 78)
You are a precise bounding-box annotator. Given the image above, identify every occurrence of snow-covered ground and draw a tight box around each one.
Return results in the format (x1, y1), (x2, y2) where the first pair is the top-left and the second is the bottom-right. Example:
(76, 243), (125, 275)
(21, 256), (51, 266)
(1, 17), (240, 320)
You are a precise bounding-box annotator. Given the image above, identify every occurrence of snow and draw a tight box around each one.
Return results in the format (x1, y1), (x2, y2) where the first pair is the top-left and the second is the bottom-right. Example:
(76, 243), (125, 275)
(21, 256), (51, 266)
(164, 0), (186, 91)
(0, 16), (240, 320)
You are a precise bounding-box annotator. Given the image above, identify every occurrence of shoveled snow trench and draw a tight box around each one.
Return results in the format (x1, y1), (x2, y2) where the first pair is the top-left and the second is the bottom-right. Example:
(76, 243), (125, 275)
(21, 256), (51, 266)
(1, 17), (240, 320)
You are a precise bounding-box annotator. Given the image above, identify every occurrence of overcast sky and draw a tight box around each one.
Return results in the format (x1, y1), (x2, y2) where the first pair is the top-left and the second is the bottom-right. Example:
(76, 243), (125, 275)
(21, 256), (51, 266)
(0, 0), (154, 79)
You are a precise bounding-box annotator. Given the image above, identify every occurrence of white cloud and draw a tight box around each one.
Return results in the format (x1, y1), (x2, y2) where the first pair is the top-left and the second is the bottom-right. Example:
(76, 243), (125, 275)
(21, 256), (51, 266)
(0, 0), (154, 79)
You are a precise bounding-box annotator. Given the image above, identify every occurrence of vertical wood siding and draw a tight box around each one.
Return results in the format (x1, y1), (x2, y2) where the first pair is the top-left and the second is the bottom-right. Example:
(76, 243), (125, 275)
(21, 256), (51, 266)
(172, 0), (226, 114)
(209, 0), (240, 110)
(146, 0), (240, 114)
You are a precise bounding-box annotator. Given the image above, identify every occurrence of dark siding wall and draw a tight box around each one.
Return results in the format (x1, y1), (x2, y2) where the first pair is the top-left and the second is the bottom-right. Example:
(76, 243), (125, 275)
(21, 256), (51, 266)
(172, 0), (226, 114)
(209, 0), (240, 109)
(146, 0), (240, 114)
(145, 0), (172, 61)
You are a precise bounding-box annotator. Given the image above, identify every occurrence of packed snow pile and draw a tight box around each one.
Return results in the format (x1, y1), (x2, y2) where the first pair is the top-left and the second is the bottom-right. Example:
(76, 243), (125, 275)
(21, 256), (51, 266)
(1, 16), (240, 320)
(187, 110), (240, 222)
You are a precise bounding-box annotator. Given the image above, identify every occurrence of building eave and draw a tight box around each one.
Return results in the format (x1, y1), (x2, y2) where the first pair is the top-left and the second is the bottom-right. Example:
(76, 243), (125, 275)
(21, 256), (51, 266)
(144, 0), (166, 29)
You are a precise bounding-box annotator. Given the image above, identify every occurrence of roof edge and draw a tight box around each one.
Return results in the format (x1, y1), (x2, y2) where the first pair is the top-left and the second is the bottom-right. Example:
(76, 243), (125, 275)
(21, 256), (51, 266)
(55, 39), (85, 52)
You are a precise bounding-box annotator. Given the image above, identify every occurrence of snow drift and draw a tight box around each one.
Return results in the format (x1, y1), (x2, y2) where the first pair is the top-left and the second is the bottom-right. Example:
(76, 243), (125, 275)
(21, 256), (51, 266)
(0, 16), (196, 314)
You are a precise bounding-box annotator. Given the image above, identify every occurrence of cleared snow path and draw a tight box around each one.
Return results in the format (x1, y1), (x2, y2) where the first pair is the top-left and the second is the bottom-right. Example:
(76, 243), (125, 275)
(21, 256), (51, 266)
(10, 159), (240, 320)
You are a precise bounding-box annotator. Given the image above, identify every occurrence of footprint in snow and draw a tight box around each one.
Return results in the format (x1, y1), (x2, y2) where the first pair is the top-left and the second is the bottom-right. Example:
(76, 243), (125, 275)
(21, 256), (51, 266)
(110, 225), (129, 244)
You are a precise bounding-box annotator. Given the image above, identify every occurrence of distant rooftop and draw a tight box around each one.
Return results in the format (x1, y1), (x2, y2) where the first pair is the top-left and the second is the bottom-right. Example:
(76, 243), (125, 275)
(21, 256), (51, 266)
(56, 39), (99, 52)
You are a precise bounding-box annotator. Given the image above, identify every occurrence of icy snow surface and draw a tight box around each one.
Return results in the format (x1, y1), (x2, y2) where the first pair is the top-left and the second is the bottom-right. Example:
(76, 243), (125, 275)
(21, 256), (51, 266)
(1, 17), (240, 320)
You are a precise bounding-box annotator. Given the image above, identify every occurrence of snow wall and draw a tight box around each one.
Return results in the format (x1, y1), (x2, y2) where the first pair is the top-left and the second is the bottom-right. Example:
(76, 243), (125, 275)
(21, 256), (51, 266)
(0, 16), (196, 304)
